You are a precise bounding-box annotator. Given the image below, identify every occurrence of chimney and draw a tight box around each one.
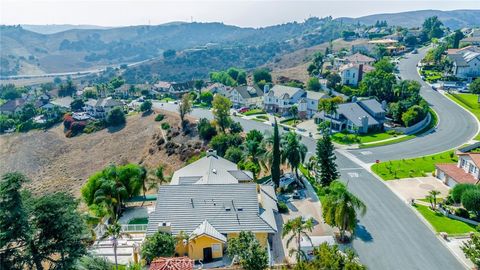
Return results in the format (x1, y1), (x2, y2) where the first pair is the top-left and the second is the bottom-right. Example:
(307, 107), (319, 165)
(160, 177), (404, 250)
(358, 64), (364, 82)
(206, 149), (217, 157)
(157, 221), (171, 233)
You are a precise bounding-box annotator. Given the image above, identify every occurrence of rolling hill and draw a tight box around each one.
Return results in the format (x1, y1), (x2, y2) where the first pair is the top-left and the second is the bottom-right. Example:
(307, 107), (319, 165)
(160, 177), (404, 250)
(338, 9), (480, 29)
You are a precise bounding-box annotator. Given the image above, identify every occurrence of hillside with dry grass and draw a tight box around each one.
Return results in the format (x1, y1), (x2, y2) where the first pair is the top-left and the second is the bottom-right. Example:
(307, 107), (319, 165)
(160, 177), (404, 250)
(0, 110), (204, 196)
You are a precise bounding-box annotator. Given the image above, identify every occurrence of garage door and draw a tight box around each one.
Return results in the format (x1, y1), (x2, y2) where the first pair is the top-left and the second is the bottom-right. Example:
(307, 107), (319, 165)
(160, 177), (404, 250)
(447, 177), (457, 188)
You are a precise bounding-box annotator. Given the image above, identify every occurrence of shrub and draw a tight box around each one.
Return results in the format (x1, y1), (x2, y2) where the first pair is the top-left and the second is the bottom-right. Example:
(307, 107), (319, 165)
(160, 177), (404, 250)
(141, 232), (175, 264)
(63, 114), (74, 129)
(278, 201), (289, 213)
(161, 122), (170, 130)
(461, 189), (480, 217)
(106, 107), (126, 126)
(455, 207), (470, 219)
(451, 183), (477, 203)
(198, 118), (217, 141)
(154, 114), (165, 122)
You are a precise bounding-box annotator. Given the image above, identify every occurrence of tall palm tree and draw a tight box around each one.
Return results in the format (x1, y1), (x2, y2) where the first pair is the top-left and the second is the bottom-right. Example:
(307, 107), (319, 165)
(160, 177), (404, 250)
(282, 216), (314, 262)
(429, 189), (441, 209)
(281, 132), (307, 180)
(289, 105), (299, 125)
(322, 181), (367, 242)
(93, 177), (128, 221)
(101, 222), (130, 270)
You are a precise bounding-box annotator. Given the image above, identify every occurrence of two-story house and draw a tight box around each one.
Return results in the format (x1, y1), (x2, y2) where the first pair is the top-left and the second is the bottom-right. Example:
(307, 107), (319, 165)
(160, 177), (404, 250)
(203, 83), (232, 97)
(448, 47), (480, 80)
(314, 98), (386, 134)
(435, 143), (480, 187)
(83, 97), (124, 119)
(298, 91), (329, 119)
(264, 85), (305, 116)
(230, 85), (264, 108)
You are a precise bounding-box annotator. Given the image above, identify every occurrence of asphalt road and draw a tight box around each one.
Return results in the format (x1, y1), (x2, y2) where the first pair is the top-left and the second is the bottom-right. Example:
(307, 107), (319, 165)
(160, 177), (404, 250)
(153, 48), (473, 268)
(348, 47), (478, 164)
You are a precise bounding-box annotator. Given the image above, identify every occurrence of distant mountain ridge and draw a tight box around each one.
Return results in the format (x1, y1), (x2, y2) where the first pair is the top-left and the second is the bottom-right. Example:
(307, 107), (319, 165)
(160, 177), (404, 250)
(338, 9), (480, 29)
(21, 24), (111, 34)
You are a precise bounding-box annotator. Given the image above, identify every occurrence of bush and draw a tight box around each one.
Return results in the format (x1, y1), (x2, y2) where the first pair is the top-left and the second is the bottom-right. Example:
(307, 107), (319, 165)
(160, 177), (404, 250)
(140, 232), (175, 264)
(140, 100), (152, 112)
(198, 118), (217, 141)
(455, 207), (470, 218)
(224, 147), (244, 163)
(451, 183), (477, 203)
(84, 120), (105, 134)
(278, 201), (289, 213)
(106, 107), (126, 126)
(461, 189), (480, 216)
(210, 133), (243, 156)
(17, 120), (35, 132)
(154, 114), (165, 122)
(161, 122), (170, 130)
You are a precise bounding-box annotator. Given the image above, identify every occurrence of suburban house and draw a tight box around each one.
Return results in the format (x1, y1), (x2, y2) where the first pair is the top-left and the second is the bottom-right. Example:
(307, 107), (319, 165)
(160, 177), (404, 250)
(168, 81), (194, 96)
(339, 63), (374, 87)
(147, 150), (278, 263)
(435, 143), (480, 187)
(230, 85), (264, 108)
(264, 85), (306, 116)
(83, 97), (124, 119)
(448, 47), (480, 79)
(154, 81), (172, 92)
(203, 83), (231, 97)
(342, 52), (375, 66)
(298, 91), (329, 119)
(0, 98), (27, 115)
(314, 98), (386, 133)
(368, 39), (406, 55)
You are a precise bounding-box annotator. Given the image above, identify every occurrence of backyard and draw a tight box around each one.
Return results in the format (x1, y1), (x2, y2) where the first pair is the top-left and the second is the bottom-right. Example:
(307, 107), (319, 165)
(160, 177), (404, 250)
(414, 204), (476, 235)
(371, 150), (457, 180)
(447, 93), (480, 140)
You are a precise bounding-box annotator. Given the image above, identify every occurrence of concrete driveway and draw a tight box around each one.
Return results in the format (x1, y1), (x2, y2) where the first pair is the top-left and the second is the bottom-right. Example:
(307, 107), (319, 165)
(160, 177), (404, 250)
(385, 176), (450, 201)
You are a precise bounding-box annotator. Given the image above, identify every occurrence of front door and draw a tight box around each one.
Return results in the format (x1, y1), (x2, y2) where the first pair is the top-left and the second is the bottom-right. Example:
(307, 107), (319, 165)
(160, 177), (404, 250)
(203, 247), (213, 263)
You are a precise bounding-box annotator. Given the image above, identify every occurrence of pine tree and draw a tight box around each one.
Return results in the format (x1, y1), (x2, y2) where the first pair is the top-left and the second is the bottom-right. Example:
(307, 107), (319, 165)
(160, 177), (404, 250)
(316, 131), (339, 186)
(271, 119), (281, 188)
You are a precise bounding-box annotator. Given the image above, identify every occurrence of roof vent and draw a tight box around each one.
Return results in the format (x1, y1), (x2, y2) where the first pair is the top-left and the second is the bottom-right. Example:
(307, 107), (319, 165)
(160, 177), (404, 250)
(225, 207), (231, 212)
(212, 169), (217, 174)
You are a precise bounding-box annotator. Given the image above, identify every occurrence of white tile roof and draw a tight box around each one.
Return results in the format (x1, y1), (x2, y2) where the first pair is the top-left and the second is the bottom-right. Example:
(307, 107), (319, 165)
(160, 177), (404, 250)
(191, 220), (227, 242)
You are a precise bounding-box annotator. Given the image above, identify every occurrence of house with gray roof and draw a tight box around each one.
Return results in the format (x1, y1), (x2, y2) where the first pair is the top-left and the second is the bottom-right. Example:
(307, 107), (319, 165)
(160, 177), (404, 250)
(147, 150), (278, 263)
(83, 97), (124, 119)
(230, 85), (263, 108)
(448, 47), (480, 79)
(298, 90), (330, 119)
(263, 85), (305, 116)
(314, 98), (386, 133)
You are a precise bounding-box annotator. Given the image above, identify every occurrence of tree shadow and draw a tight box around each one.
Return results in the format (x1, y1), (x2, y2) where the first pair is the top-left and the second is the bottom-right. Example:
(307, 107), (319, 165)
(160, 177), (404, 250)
(107, 123), (126, 133)
(354, 223), (373, 242)
(141, 110), (153, 117)
(287, 202), (299, 212)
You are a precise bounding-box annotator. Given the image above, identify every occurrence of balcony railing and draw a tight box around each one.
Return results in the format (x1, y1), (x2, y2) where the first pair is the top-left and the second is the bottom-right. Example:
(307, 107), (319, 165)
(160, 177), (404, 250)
(121, 224), (148, 232)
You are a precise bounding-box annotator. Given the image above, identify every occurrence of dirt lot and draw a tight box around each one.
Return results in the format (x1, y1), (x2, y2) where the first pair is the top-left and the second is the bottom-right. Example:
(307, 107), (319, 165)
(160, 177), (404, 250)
(0, 109), (204, 196)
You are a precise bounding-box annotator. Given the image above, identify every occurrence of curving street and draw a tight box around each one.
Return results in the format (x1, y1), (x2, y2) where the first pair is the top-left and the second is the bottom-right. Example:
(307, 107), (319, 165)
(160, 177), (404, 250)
(153, 48), (475, 269)
(348, 47), (478, 163)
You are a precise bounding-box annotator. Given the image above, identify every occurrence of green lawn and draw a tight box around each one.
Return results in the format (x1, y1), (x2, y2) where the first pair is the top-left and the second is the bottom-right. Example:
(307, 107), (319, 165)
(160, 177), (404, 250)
(414, 204), (476, 235)
(447, 93), (480, 140)
(371, 150), (457, 180)
(128, 217), (148, 224)
(280, 118), (300, 126)
(256, 115), (269, 120)
(252, 118), (266, 122)
(243, 109), (266, 116)
(159, 97), (176, 102)
(360, 109), (438, 148)
(332, 131), (402, 145)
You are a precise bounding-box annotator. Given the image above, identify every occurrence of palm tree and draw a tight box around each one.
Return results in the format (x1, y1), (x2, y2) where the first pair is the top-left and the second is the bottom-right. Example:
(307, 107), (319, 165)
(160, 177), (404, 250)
(93, 177), (128, 221)
(318, 99), (339, 132)
(281, 132), (307, 181)
(282, 216), (314, 262)
(429, 189), (441, 209)
(139, 167), (148, 206)
(322, 181), (367, 242)
(101, 222), (130, 270)
(289, 105), (299, 125)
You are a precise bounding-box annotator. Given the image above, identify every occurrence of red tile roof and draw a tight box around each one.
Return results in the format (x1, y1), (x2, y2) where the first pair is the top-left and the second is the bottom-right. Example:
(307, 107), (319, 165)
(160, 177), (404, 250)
(468, 153), (480, 168)
(149, 257), (194, 270)
(435, 163), (479, 185)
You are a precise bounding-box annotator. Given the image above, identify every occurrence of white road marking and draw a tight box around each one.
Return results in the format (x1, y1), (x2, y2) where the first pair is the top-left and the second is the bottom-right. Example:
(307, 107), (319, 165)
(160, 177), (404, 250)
(360, 151), (372, 155)
(348, 172), (359, 178)
(340, 167), (363, 171)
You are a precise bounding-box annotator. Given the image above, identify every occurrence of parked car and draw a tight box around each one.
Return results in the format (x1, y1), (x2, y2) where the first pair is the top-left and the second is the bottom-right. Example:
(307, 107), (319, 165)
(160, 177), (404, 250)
(238, 107), (249, 113)
(412, 49), (418, 54)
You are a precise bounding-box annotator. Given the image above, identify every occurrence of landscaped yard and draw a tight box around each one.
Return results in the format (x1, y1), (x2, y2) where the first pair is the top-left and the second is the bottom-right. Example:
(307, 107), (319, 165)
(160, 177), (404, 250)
(447, 93), (480, 140)
(371, 149), (457, 180)
(414, 204), (476, 235)
(421, 69), (443, 83)
(331, 130), (402, 145)
(243, 109), (266, 116)
(280, 118), (300, 126)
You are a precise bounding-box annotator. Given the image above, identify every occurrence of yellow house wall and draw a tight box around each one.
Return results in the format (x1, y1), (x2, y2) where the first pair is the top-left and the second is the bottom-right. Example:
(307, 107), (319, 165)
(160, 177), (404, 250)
(175, 243), (189, 257)
(227, 232), (269, 247)
(187, 235), (224, 261)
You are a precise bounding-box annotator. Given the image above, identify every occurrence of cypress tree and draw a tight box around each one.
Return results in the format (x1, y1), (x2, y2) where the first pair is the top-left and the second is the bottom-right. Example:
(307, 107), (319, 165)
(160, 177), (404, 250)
(316, 131), (339, 186)
(271, 119), (281, 188)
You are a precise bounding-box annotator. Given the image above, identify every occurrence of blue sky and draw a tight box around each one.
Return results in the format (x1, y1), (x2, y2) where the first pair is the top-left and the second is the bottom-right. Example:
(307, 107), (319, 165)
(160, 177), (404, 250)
(1, 0), (479, 27)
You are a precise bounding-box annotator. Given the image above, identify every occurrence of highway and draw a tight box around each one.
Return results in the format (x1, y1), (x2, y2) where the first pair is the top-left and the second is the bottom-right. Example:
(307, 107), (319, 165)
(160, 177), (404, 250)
(153, 48), (473, 269)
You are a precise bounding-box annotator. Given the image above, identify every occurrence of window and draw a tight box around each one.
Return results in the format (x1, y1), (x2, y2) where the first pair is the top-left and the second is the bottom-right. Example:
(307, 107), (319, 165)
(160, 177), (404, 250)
(212, 244), (221, 251)
(461, 159), (465, 167)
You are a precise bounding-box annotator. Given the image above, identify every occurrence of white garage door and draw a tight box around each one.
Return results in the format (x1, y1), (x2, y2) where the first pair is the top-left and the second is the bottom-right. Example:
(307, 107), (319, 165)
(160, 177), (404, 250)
(447, 177), (457, 188)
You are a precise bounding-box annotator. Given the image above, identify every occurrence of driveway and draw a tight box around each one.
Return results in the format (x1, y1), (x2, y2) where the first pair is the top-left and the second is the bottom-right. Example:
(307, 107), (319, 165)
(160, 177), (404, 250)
(386, 176), (451, 201)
